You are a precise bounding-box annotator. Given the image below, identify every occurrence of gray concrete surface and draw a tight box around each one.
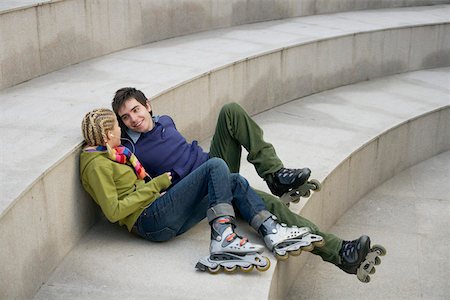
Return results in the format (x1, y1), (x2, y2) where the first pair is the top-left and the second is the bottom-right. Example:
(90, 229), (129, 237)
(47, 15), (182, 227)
(1, 5), (449, 299)
(2, 0), (449, 89)
(2, 5), (449, 217)
(288, 151), (450, 300)
(32, 68), (450, 300)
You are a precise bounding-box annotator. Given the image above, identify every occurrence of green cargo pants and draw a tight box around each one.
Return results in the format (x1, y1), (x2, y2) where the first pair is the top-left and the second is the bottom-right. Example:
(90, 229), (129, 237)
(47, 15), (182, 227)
(209, 102), (343, 265)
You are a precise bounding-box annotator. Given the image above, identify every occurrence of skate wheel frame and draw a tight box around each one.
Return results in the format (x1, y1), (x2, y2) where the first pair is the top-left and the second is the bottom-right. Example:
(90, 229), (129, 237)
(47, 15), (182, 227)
(196, 255), (271, 274)
(356, 244), (386, 283)
(280, 179), (322, 205)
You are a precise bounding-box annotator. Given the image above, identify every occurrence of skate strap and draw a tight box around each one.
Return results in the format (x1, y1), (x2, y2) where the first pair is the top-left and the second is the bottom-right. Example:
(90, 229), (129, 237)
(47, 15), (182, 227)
(225, 233), (248, 246)
(226, 233), (236, 242)
(239, 237), (248, 246)
(217, 217), (231, 224)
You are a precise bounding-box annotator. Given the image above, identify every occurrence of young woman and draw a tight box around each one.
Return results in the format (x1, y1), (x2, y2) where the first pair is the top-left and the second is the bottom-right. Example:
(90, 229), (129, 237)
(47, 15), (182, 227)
(80, 108), (325, 273)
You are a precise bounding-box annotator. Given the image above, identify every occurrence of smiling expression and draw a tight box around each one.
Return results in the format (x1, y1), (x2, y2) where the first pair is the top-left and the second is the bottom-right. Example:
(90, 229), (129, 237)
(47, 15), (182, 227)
(117, 98), (154, 133)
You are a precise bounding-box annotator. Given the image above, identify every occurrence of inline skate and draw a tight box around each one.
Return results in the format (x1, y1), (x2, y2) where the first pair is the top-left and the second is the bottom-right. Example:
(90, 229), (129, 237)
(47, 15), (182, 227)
(259, 216), (325, 260)
(267, 167), (321, 205)
(195, 216), (270, 274)
(338, 235), (386, 283)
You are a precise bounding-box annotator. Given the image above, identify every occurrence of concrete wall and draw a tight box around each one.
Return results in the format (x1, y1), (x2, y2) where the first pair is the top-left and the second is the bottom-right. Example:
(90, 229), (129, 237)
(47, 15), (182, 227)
(1, 0), (449, 90)
(271, 106), (450, 299)
(152, 24), (450, 143)
(0, 148), (98, 300)
(0, 6), (449, 300)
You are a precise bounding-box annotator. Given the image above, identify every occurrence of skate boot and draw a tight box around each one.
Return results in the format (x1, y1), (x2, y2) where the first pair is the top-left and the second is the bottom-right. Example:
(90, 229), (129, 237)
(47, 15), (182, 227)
(259, 215), (325, 261)
(195, 216), (271, 274)
(266, 167), (321, 205)
(338, 235), (386, 283)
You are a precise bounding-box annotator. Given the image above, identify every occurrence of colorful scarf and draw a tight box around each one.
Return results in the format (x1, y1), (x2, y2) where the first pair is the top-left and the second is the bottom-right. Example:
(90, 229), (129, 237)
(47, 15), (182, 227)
(84, 145), (149, 180)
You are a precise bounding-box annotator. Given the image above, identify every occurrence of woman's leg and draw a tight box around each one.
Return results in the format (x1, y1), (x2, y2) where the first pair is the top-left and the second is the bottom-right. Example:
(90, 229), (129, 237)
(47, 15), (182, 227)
(136, 158), (235, 242)
(228, 173), (271, 229)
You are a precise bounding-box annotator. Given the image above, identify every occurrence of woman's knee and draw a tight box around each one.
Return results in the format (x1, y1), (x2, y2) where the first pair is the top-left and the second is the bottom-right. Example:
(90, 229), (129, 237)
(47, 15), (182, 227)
(207, 157), (228, 170)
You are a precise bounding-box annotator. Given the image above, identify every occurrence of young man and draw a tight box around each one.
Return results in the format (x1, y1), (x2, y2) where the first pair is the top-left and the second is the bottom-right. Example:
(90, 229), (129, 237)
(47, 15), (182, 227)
(111, 87), (385, 281)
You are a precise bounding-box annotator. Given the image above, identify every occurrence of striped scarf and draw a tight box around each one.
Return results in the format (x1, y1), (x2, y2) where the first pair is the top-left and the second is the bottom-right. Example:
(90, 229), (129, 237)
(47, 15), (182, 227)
(84, 145), (149, 181)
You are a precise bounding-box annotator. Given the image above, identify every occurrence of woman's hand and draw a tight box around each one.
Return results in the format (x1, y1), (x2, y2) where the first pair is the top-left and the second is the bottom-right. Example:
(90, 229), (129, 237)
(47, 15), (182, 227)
(166, 172), (172, 182)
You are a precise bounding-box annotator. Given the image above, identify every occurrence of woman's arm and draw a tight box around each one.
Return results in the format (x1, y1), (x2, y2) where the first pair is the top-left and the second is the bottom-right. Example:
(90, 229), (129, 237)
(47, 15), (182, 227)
(86, 165), (171, 223)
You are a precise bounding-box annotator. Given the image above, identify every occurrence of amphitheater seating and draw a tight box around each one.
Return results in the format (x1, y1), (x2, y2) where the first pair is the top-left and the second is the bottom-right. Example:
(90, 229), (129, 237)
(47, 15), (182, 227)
(0, 1), (449, 299)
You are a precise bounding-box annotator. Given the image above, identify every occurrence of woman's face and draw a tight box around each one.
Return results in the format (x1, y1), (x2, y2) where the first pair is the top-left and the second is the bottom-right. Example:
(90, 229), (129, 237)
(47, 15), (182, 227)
(106, 118), (122, 148)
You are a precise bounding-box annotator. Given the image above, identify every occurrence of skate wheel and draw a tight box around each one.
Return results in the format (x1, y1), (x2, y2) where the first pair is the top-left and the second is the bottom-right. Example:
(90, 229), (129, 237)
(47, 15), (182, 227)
(240, 265), (254, 273)
(289, 248), (302, 257)
(291, 197), (301, 204)
(313, 239), (326, 248)
(275, 252), (289, 261)
(369, 267), (376, 275)
(359, 275), (371, 283)
(310, 179), (321, 192)
(372, 245), (386, 256)
(208, 264), (222, 274)
(224, 265), (237, 273)
(256, 257), (271, 272)
(374, 256), (381, 266)
(303, 190), (311, 198)
(300, 244), (314, 252)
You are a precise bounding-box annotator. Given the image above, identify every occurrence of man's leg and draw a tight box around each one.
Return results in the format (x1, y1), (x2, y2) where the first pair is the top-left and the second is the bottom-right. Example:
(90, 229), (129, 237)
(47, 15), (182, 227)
(209, 102), (312, 198)
(256, 189), (343, 265)
(209, 102), (282, 178)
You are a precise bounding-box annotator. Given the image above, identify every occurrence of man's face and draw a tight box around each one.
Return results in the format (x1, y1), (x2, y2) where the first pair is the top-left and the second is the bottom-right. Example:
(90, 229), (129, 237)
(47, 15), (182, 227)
(117, 98), (154, 133)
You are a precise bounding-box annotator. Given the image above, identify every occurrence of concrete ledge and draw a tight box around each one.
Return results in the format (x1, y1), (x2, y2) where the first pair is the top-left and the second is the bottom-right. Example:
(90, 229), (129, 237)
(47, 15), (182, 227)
(32, 69), (450, 299)
(1, 0), (450, 89)
(271, 106), (450, 299)
(0, 6), (449, 299)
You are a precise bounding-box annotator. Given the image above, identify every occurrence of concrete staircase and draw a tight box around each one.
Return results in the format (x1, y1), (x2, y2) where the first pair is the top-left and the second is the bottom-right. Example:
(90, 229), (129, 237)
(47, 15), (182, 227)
(0, 1), (449, 299)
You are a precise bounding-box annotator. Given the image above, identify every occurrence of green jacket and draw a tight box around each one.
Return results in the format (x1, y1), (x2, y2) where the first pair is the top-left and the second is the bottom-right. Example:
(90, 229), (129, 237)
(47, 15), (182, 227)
(80, 150), (171, 231)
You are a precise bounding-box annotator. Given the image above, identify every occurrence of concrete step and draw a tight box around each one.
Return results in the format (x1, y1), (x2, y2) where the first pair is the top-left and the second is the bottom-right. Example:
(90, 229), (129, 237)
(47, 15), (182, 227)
(3, 0), (449, 89)
(289, 151), (450, 299)
(33, 68), (450, 299)
(1, 5), (449, 299)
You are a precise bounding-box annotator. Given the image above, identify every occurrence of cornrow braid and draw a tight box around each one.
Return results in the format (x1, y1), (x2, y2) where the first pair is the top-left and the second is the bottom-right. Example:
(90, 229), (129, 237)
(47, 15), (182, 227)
(81, 108), (116, 146)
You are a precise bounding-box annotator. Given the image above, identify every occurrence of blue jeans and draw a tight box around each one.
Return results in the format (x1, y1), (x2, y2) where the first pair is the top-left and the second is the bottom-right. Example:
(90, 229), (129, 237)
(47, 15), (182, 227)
(135, 158), (269, 242)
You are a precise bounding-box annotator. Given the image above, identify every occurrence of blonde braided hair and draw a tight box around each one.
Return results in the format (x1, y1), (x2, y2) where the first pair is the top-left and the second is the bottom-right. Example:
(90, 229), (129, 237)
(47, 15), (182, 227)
(81, 108), (116, 146)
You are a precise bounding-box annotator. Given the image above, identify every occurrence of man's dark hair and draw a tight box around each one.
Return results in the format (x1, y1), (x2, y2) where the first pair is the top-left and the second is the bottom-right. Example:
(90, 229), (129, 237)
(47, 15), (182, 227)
(112, 87), (152, 130)
(112, 87), (148, 114)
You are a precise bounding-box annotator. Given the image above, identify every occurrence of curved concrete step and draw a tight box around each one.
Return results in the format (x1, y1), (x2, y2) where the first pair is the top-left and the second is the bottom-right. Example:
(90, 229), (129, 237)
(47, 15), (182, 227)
(32, 68), (450, 300)
(289, 151), (450, 299)
(0, 6), (449, 299)
(2, 0), (449, 89)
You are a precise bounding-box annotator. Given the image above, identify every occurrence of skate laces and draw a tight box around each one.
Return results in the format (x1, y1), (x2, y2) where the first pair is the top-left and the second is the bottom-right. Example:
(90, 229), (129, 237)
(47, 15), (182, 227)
(275, 168), (298, 183)
(340, 240), (360, 263)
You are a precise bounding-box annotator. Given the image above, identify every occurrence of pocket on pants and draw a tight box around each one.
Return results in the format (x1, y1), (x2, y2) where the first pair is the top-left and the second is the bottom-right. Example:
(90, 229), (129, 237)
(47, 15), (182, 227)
(144, 227), (176, 242)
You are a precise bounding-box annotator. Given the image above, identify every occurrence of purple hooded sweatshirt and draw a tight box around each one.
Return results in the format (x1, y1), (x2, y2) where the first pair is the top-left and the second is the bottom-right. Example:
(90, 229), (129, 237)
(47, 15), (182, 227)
(121, 115), (209, 186)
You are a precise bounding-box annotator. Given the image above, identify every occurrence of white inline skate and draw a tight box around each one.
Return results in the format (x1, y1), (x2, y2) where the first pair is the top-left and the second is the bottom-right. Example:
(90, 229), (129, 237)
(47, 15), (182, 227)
(195, 216), (270, 274)
(259, 216), (325, 260)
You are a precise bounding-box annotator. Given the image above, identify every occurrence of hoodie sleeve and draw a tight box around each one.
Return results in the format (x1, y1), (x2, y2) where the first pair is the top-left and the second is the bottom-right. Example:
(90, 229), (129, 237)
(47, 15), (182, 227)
(86, 165), (171, 223)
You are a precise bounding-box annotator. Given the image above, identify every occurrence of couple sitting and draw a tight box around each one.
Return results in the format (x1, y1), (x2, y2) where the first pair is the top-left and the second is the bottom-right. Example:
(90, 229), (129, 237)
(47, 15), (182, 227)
(80, 87), (385, 281)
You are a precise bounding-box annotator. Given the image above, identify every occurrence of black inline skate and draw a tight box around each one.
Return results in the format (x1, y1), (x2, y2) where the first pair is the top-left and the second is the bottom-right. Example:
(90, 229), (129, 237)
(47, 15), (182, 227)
(338, 235), (386, 283)
(195, 216), (270, 274)
(266, 167), (322, 205)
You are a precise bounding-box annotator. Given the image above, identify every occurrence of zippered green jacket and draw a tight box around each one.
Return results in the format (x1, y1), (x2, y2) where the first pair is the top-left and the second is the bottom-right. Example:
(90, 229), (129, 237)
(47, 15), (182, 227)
(80, 150), (171, 231)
